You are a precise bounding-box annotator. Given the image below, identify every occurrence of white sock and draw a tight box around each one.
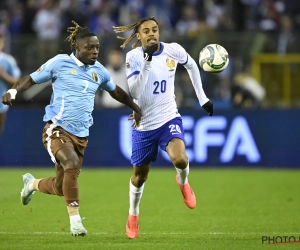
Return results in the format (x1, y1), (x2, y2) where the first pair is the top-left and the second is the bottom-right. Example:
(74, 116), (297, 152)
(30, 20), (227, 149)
(129, 179), (144, 216)
(175, 163), (189, 185)
(70, 214), (81, 223)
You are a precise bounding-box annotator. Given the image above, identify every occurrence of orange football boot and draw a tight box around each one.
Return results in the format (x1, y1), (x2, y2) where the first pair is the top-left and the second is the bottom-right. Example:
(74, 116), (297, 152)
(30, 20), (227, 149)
(126, 215), (139, 239)
(176, 175), (196, 209)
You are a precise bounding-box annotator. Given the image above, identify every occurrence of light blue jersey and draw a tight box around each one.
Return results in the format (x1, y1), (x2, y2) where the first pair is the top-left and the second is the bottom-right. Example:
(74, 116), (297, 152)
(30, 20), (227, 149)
(0, 52), (21, 113)
(30, 53), (116, 137)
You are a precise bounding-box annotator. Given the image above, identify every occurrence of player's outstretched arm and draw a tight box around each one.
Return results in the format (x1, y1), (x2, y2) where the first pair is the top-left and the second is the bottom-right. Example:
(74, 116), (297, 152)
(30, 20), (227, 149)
(109, 85), (141, 125)
(183, 54), (214, 116)
(2, 75), (35, 106)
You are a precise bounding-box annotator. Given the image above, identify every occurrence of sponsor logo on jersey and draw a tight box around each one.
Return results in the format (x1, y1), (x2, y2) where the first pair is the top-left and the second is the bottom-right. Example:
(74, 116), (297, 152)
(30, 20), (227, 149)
(166, 58), (175, 71)
(92, 72), (98, 82)
(69, 69), (78, 75)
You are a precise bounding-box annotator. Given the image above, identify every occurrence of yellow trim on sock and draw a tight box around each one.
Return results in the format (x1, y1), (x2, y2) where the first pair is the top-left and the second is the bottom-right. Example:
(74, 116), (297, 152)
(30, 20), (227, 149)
(67, 206), (79, 216)
(33, 179), (42, 191)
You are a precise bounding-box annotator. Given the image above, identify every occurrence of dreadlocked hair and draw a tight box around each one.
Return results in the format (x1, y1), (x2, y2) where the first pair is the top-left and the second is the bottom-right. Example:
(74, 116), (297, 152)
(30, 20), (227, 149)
(113, 16), (158, 49)
(65, 20), (96, 51)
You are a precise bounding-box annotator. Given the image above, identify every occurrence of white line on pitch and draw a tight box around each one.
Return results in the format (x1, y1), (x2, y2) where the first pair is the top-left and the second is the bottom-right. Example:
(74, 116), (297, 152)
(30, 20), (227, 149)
(0, 232), (300, 235)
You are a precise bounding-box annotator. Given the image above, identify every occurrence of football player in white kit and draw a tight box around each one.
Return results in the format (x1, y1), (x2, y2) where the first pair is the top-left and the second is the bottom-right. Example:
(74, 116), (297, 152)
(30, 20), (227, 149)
(114, 16), (213, 239)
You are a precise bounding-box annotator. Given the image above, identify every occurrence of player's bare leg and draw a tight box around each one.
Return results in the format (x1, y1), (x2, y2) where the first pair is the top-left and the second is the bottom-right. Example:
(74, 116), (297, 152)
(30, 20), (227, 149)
(126, 164), (150, 239)
(167, 138), (196, 209)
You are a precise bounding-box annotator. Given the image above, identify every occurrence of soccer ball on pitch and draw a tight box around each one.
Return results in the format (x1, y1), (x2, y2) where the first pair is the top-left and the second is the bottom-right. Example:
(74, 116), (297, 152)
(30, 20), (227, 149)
(199, 44), (229, 73)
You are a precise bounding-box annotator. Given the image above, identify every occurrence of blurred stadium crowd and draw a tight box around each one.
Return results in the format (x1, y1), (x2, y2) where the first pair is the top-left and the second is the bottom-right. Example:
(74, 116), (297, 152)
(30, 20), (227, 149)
(0, 0), (300, 109)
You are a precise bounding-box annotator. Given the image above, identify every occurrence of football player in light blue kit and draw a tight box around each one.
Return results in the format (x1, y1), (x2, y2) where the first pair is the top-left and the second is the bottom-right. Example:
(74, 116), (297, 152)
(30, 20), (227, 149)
(0, 35), (21, 138)
(2, 21), (141, 237)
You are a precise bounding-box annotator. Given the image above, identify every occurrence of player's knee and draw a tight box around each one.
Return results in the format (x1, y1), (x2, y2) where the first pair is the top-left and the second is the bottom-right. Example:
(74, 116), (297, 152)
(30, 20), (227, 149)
(172, 156), (188, 169)
(133, 174), (148, 186)
(62, 158), (81, 170)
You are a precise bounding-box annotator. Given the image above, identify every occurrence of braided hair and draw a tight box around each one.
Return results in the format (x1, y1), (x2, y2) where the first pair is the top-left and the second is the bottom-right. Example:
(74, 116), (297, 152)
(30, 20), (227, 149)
(65, 20), (96, 51)
(113, 16), (159, 49)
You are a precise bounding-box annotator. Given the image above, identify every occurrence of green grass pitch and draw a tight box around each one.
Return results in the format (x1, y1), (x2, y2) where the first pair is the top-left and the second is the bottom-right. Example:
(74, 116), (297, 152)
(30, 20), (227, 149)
(0, 168), (300, 250)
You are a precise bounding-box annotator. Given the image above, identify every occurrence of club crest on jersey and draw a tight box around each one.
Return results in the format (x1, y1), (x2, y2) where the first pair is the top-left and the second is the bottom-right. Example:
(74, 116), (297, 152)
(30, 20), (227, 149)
(92, 72), (98, 82)
(69, 69), (78, 75)
(126, 62), (130, 69)
(166, 58), (175, 71)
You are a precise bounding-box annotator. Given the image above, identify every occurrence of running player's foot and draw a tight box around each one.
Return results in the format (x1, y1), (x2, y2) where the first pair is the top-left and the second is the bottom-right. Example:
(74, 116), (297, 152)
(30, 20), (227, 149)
(126, 215), (139, 239)
(20, 173), (36, 205)
(70, 218), (87, 237)
(176, 175), (196, 209)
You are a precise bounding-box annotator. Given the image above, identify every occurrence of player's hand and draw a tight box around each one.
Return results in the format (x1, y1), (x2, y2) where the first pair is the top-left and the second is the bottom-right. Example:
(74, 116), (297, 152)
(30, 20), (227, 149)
(128, 110), (141, 128)
(144, 44), (158, 61)
(202, 100), (213, 116)
(128, 113), (138, 128)
(2, 89), (17, 106)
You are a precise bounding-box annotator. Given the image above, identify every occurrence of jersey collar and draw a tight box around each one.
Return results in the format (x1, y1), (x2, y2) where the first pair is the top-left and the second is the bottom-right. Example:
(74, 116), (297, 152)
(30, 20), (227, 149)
(70, 52), (85, 67)
(155, 42), (164, 56)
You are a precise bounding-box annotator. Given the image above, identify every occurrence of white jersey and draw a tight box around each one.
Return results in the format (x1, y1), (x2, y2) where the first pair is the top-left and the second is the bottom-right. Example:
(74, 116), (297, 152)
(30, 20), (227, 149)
(126, 42), (209, 131)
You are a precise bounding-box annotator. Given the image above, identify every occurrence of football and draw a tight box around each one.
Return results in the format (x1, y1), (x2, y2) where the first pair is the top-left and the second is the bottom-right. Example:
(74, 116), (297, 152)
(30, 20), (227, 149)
(199, 44), (229, 73)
